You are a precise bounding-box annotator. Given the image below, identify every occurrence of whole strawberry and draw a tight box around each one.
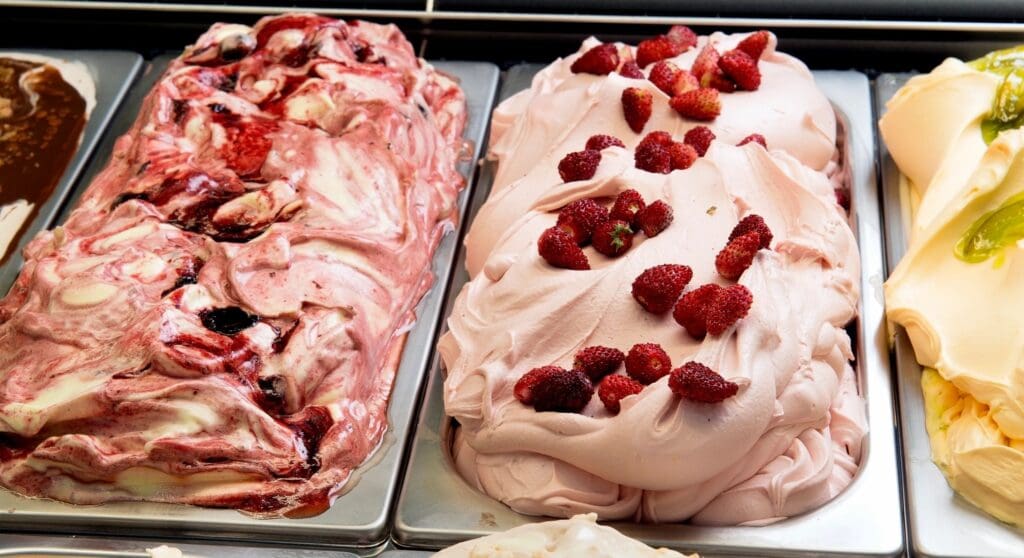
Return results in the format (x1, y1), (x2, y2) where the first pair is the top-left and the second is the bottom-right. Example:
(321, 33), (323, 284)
(737, 133), (767, 148)
(514, 366), (594, 412)
(621, 88), (653, 133)
(574, 345), (626, 381)
(557, 198), (609, 245)
(649, 61), (697, 97)
(719, 49), (761, 91)
(638, 131), (673, 149)
(618, 61), (645, 79)
(625, 343), (672, 384)
(636, 200), (674, 237)
(673, 283), (722, 338)
(598, 374), (644, 414)
(691, 44), (735, 93)
(558, 150), (602, 182)
(571, 43), (619, 75)
(729, 214), (773, 249)
(538, 226), (590, 270)
(669, 361), (739, 403)
(737, 30), (771, 59)
(632, 264), (693, 314)
(683, 126), (716, 156)
(635, 141), (672, 174)
(705, 284), (753, 335)
(667, 25), (699, 50)
(592, 220), (634, 257)
(636, 35), (681, 68)
(669, 142), (698, 170)
(586, 134), (626, 151)
(670, 88), (721, 121)
(715, 230), (761, 280)
(609, 189), (647, 224)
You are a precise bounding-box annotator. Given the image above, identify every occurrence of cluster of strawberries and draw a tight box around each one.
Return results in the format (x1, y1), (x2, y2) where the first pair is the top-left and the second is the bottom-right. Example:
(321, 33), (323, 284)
(627, 215), (772, 342)
(560, 126), (765, 189)
(515, 215), (774, 416)
(630, 127), (766, 175)
(514, 342), (740, 416)
(515, 215), (775, 415)
(578, 27), (770, 127)
(541, 147), (674, 270)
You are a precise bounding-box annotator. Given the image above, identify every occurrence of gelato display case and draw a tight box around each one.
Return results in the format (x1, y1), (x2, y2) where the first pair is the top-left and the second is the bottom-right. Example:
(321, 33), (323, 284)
(2, 3), (1024, 557)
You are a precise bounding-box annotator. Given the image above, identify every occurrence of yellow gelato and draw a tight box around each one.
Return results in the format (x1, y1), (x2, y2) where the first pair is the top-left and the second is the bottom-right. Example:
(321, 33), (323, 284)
(883, 47), (1024, 526)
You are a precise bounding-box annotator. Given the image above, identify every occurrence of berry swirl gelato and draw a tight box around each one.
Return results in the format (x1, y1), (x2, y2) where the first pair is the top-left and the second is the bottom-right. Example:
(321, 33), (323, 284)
(441, 29), (865, 525)
(0, 13), (467, 517)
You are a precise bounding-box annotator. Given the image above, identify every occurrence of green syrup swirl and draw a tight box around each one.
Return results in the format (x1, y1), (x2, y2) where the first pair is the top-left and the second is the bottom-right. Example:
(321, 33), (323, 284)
(970, 47), (1024, 144)
(956, 191), (1024, 263)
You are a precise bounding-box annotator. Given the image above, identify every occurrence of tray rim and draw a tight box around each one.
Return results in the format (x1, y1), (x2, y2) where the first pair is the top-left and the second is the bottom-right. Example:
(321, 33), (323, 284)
(876, 72), (1024, 558)
(391, 66), (904, 557)
(7, 2), (1024, 33)
(0, 58), (500, 551)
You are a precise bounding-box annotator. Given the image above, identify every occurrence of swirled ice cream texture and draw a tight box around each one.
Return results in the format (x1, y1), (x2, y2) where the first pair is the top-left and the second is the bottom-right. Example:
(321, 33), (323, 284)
(883, 55), (1024, 526)
(434, 513), (696, 557)
(442, 31), (864, 525)
(0, 13), (466, 516)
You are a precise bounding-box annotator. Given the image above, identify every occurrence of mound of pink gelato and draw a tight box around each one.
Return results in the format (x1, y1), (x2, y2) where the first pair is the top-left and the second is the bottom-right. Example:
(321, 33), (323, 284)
(440, 30), (864, 525)
(0, 13), (466, 517)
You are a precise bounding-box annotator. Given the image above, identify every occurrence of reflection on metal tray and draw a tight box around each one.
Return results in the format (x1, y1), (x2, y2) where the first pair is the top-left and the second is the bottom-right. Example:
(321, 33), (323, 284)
(0, 532), (362, 558)
(392, 65), (903, 557)
(0, 59), (499, 552)
(0, 49), (141, 295)
(877, 73), (1024, 558)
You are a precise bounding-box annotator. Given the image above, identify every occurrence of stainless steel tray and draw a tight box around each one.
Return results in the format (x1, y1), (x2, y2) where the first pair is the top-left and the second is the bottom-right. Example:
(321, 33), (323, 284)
(0, 533), (364, 558)
(392, 66), (903, 557)
(0, 49), (142, 294)
(0, 59), (499, 551)
(877, 73), (1024, 558)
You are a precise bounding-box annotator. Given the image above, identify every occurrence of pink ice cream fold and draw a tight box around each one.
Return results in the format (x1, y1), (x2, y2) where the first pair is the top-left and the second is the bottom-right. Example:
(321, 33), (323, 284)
(442, 30), (865, 525)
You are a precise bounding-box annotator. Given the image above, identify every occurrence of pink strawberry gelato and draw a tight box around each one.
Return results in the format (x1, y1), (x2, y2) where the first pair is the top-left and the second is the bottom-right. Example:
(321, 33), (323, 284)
(0, 13), (466, 517)
(440, 31), (865, 525)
